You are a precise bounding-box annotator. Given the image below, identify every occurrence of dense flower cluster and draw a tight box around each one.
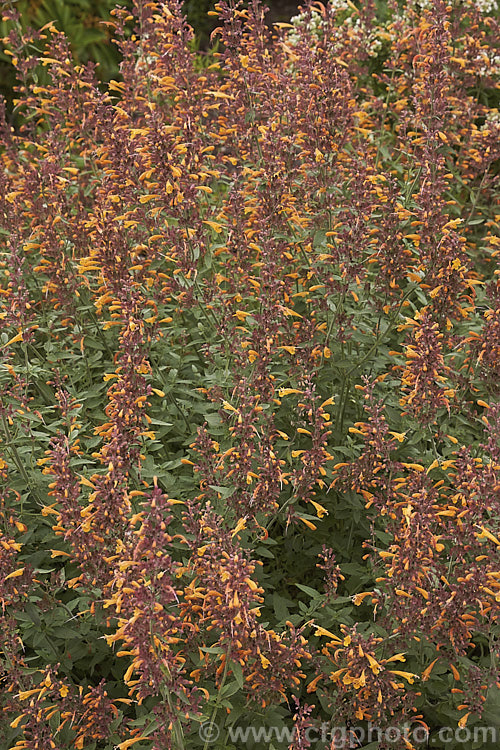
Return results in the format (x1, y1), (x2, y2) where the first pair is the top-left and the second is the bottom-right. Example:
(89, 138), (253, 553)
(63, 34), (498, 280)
(1, 0), (499, 747)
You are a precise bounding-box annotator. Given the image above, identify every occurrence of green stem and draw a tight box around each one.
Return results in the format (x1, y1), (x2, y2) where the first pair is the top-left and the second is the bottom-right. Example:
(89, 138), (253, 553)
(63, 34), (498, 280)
(336, 285), (415, 430)
(203, 644), (232, 750)
(1, 412), (42, 508)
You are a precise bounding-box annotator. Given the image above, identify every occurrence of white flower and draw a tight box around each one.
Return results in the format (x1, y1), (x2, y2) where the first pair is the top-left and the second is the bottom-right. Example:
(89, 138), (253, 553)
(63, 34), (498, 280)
(474, 0), (498, 13)
(288, 9), (327, 46)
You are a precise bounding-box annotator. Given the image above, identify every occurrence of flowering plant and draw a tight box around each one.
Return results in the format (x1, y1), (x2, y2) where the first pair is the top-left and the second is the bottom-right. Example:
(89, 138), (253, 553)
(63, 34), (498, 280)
(1, 0), (499, 748)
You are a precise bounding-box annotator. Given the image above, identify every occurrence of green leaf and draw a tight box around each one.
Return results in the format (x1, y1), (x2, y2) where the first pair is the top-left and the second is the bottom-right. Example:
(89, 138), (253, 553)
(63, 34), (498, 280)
(229, 660), (244, 689)
(220, 681), (240, 699)
(295, 584), (321, 598)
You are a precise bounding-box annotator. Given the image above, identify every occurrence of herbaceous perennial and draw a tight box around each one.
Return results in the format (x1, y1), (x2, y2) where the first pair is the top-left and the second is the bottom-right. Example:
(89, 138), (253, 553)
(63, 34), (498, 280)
(0, 0), (499, 748)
